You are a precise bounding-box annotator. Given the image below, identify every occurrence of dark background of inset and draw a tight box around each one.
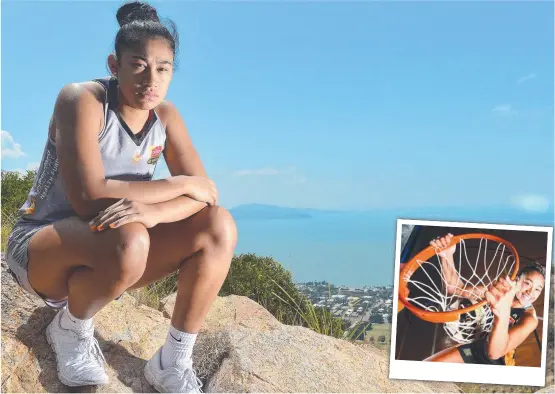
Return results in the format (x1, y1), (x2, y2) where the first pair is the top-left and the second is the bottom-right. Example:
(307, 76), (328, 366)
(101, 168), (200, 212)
(395, 224), (549, 367)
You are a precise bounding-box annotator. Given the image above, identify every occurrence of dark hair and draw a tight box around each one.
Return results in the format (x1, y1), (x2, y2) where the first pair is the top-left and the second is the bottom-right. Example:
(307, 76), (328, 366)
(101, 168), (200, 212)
(517, 262), (546, 279)
(114, 1), (179, 66)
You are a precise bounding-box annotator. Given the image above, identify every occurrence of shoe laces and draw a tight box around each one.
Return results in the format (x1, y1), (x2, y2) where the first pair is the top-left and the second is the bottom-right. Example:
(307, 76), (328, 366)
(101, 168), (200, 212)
(175, 361), (203, 393)
(65, 329), (106, 368)
(81, 335), (107, 366)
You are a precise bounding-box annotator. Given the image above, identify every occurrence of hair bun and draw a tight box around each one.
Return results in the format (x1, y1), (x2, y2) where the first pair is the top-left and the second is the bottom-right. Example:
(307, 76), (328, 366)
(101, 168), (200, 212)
(116, 1), (159, 27)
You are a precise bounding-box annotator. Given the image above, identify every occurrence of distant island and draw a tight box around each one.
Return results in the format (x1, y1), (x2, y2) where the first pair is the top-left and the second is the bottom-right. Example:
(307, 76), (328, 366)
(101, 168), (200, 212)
(228, 203), (554, 225)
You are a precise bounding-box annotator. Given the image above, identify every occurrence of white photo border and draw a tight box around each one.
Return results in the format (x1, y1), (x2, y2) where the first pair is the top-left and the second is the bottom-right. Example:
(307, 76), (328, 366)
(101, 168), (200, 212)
(389, 219), (553, 387)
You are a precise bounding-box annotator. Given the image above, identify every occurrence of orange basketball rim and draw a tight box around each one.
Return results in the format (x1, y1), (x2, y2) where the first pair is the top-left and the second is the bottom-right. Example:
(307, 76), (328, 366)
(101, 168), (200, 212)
(398, 233), (520, 323)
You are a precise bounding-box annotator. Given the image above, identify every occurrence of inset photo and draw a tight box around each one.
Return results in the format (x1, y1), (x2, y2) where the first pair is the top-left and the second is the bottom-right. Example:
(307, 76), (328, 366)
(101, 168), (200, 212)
(390, 220), (552, 387)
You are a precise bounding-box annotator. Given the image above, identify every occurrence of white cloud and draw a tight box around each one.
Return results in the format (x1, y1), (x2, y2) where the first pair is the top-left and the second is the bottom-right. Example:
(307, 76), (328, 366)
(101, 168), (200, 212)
(1, 130), (25, 158)
(9, 162), (41, 176)
(511, 194), (551, 213)
(518, 73), (536, 84)
(492, 104), (513, 114)
(26, 162), (40, 171)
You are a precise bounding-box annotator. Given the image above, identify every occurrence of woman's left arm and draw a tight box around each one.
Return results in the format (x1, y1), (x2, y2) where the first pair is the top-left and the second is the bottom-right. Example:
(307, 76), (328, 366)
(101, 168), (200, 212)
(487, 310), (538, 360)
(505, 311), (539, 353)
(151, 101), (210, 223)
(160, 101), (208, 178)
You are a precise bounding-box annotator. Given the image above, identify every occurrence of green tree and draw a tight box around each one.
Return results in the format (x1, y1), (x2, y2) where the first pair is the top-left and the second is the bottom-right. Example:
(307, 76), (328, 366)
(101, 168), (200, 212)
(1, 170), (36, 218)
(1, 170), (36, 251)
(370, 313), (384, 324)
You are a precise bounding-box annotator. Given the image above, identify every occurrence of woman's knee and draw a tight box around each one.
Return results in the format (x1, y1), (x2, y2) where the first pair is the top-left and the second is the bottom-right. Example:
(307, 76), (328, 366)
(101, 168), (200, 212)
(107, 222), (150, 284)
(203, 206), (238, 251)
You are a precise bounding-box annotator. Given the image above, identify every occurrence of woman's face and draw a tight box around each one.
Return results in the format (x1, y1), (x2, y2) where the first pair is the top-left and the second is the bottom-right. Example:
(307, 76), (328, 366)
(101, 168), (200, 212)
(516, 270), (544, 307)
(110, 38), (174, 110)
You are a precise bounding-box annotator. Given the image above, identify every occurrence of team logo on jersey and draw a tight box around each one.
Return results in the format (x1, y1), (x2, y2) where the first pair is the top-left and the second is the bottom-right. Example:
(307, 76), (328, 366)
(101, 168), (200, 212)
(23, 196), (36, 215)
(132, 151), (143, 163)
(509, 315), (517, 326)
(147, 145), (163, 165)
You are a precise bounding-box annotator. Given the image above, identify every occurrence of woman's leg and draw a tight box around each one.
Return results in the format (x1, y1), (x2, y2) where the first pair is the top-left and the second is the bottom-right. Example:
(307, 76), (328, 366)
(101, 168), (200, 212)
(26, 205), (235, 388)
(28, 204), (237, 330)
(129, 205), (238, 332)
(25, 216), (150, 386)
(128, 205), (237, 392)
(424, 345), (465, 363)
(28, 218), (150, 319)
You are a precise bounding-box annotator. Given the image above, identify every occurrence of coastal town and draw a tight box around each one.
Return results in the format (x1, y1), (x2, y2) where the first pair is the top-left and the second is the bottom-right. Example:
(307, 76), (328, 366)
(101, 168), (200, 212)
(296, 281), (394, 328)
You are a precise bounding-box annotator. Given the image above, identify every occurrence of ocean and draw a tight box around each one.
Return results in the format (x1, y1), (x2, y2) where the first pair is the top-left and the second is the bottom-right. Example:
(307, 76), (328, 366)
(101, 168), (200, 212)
(233, 212), (399, 288)
(231, 207), (553, 288)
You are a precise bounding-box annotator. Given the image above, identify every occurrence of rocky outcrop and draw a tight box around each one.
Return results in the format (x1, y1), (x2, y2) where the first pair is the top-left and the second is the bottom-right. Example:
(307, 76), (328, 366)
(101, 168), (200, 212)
(1, 256), (461, 393)
(166, 293), (462, 393)
(536, 385), (555, 393)
(1, 258), (166, 393)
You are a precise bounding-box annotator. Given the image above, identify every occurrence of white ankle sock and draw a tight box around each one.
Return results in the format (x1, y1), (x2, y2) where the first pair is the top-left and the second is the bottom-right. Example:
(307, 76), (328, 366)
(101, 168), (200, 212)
(161, 326), (197, 369)
(60, 308), (93, 333)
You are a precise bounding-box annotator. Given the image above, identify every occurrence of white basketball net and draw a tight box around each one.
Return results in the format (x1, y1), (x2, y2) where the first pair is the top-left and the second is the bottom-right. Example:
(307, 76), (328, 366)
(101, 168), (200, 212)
(405, 237), (516, 344)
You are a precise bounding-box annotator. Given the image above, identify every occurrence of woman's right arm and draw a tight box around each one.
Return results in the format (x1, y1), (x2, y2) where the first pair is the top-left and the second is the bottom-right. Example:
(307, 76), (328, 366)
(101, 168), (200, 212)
(433, 234), (486, 301)
(439, 253), (487, 301)
(54, 83), (192, 219)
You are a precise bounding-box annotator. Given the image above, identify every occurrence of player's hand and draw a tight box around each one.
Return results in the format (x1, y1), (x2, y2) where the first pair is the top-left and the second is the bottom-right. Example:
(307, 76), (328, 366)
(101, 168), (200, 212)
(430, 233), (456, 258)
(485, 276), (519, 318)
(185, 176), (218, 206)
(89, 198), (160, 231)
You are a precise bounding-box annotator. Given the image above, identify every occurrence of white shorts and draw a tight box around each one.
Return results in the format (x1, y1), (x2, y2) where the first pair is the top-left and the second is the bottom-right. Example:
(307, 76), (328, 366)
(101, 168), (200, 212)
(6, 220), (68, 309)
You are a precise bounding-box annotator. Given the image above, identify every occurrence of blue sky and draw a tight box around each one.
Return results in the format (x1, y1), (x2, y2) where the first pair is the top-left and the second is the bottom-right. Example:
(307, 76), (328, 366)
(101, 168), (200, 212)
(2, 0), (554, 213)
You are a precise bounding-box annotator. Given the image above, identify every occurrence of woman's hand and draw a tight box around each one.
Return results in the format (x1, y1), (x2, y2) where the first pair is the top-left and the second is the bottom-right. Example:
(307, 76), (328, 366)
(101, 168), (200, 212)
(431, 233), (460, 295)
(485, 276), (519, 318)
(430, 233), (456, 258)
(89, 198), (160, 231)
(184, 176), (218, 206)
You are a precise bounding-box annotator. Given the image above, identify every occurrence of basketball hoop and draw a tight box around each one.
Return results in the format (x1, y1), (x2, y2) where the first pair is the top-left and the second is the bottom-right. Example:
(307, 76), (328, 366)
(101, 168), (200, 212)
(398, 233), (519, 343)
(443, 299), (494, 344)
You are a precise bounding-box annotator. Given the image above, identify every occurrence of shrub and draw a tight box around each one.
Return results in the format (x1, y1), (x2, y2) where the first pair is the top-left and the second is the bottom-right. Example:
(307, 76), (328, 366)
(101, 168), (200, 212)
(348, 321), (372, 341)
(1, 170), (36, 252)
(220, 253), (345, 337)
(1, 170), (35, 217)
(219, 253), (303, 324)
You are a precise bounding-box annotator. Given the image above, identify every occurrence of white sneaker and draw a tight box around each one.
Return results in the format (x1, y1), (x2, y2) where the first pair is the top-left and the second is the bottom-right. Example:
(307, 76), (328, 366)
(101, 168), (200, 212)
(45, 309), (109, 387)
(144, 347), (203, 393)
